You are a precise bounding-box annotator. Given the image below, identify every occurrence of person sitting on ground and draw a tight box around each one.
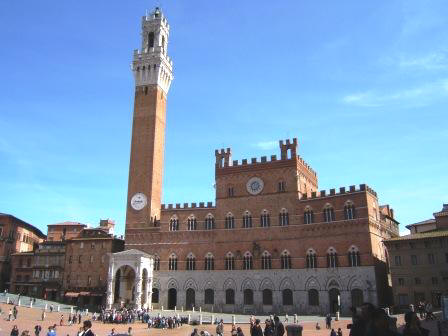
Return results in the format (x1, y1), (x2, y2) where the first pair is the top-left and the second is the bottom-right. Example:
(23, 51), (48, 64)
(201, 330), (211, 336)
(315, 322), (321, 330)
(402, 312), (429, 336)
(10, 325), (19, 336)
(20, 331), (30, 336)
(191, 328), (200, 336)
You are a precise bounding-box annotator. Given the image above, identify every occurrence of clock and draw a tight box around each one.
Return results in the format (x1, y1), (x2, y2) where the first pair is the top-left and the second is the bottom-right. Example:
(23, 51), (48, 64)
(130, 193), (147, 211)
(246, 177), (264, 195)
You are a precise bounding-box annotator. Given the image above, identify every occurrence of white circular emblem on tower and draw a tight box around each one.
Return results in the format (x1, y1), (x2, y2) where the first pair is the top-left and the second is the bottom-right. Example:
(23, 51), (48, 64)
(130, 193), (147, 211)
(246, 177), (264, 195)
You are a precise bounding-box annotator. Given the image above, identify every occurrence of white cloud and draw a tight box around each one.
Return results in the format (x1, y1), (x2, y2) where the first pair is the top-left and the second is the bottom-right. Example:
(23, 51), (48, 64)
(342, 79), (448, 107)
(254, 141), (278, 150)
(399, 52), (448, 70)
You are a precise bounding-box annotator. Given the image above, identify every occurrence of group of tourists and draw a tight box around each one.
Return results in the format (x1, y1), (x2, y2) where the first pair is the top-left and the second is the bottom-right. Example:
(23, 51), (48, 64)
(415, 301), (436, 321)
(9, 321), (94, 336)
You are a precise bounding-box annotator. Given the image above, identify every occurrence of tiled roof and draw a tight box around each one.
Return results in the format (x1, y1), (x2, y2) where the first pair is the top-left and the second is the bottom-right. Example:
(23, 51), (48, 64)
(385, 229), (448, 242)
(48, 221), (88, 227)
(405, 218), (435, 229)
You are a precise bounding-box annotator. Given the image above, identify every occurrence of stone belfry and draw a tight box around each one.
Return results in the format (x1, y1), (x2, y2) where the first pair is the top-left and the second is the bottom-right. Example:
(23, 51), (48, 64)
(126, 7), (173, 230)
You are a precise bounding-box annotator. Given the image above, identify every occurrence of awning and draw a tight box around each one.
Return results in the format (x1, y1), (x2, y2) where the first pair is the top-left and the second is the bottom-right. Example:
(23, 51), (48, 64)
(65, 292), (79, 297)
(79, 292), (91, 296)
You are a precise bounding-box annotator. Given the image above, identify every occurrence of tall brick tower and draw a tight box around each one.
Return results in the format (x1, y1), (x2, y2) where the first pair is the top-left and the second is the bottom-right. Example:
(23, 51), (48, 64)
(126, 7), (173, 230)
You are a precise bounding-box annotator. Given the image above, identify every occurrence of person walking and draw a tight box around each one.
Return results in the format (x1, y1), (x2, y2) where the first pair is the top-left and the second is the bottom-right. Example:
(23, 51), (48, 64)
(8, 308), (13, 321)
(60, 314), (64, 326)
(337, 328), (343, 336)
(10, 325), (19, 336)
(13, 306), (18, 320)
(325, 314), (332, 329)
(274, 316), (285, 336)
(216, 319), (224, 336)
(251, 319), (263, 336)
(264, 319), (274, 336)
(330, 329), (337, 336)
(78, 313), (82, 324)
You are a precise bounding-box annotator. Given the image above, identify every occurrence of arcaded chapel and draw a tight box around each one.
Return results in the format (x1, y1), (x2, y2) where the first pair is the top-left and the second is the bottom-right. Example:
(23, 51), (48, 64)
(106, 8), (400, 315)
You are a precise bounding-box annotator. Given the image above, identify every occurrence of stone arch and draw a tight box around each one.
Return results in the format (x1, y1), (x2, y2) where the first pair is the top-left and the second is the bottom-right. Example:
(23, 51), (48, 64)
(241, 278), (256, 291)
(327, 246), (337, 254)
(348, 245), (360, 252)
(279, 277), (295, 291)
(223, 278), (237, 290)
(202, 278), (216, 290)
(305, 276), (321, 290)
(347, 276), (364, 291)
(304, 205), (313, 211)
(259, 277), (275, 291)
(167, 278), (179, 289)
(184, 278), (198, 291)
(152, 279), (161, 289)
(326, 278), (341, 290)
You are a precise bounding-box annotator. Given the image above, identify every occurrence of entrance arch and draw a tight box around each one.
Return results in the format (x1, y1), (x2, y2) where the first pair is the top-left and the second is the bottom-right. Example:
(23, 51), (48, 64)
(351, 288), (364, 308)
(168, 288), (177, 309)
(329, 288), (340, 314)
(114, 265), (136, 305)
(186, 288), (195, 309)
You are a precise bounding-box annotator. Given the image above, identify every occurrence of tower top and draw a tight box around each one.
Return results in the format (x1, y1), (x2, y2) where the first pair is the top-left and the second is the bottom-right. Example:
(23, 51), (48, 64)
(131, 7), (173, 95)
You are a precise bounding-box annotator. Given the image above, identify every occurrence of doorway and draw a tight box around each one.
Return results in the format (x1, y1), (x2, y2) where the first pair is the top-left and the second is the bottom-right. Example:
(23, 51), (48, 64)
(329, 288), (340, 313)
(186, 288), (195, 310)
(168, 288), (177, 309)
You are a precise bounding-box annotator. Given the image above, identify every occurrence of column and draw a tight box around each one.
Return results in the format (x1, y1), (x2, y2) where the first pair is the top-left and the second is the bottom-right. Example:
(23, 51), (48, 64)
(134, 265), (142, 308)
(143, 277), (150, 308)
(106, 259), (115, 309)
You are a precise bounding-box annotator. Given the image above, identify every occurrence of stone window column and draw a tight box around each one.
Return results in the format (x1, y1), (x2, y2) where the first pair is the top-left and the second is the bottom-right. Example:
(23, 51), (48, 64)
(106, 259), (115, 309)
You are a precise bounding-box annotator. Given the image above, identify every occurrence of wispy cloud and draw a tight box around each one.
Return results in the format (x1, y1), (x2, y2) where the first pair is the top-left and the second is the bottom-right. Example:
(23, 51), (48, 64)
(254, 141), (278, 150)
(398, 52), (448, 71)
(342, 79), (448, 107)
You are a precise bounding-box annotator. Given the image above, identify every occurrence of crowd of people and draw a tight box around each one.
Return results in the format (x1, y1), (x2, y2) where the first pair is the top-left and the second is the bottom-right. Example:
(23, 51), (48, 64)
(414, 301), (436, 321)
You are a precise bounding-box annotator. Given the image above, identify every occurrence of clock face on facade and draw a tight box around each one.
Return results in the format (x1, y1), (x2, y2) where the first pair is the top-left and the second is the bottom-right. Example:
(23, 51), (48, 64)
(130, 193), (147, 211)
(246, 177), (264, 195)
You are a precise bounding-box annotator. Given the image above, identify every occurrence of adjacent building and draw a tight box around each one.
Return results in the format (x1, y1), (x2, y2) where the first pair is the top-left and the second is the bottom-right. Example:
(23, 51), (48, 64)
(384, 204), (448, 310)
(0, 213), (46, 290)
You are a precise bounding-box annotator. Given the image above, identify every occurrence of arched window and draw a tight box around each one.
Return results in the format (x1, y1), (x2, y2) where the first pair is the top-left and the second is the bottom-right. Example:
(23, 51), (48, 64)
(225, 252), (235, 271)
(327, 247), (338, 268)
(225, 213), (235, 229)
(243, 211), (252, 228)
(168, 253), (177, 271)
(204, 214), (215, 230)
(152, 288), (159, 303)
(204, 288), (214, 304)
(308, 289), (319, 306)
(243, 251), (253, 270)
(244, 289), (254, 305)
(348, 246), (361, 267)
(262, 289), (273, 305)
(344, 202), (356, 220)
(261, 251), (272, 270)
(204, 252), (214, 271)
(147, 32), (155, 49)
(279, 208), (289, 226)
(306, 248), (317, 269)
(281, 250), (292, 269)
(260, 210), (270, 227)
(278, 180), (286, 192)
(153, 255), (160, 271)
(304, 208), (314, 224)
(282, 289), (293, 306)
(186, 253), (196, 271)
(187, 215), (197, 231)
(323, 204), (335, 222)
(225, 288), (235, 304)
(169, 216), (179, 231)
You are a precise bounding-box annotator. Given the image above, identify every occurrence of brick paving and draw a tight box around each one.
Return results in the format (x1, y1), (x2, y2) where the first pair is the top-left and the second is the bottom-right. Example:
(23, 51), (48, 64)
(0, 303), (441, 336)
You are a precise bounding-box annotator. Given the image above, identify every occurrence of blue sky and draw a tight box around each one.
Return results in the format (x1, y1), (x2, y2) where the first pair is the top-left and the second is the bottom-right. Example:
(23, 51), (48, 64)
(0, 1), (447, 236)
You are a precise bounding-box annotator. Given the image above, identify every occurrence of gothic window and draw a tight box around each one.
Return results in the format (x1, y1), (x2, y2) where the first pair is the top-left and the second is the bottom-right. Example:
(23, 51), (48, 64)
(87, 276), (92, 286)
(244, 289), (254, 305)
(344, 201), (356, 220)
(308, 289), (319, 306)
(260, 210), (270, 227)
(243, 251), (253, 270)
(148, 32), (154, 48)
(225, 213), (235, 229)
(154, 255), (160, 271)
(279, 208), (289, 226)
(262, 289), (273, 305)
(281, 250), (292, 269)
(187, 216), (197, 231)
(228, 187), (234, 197)
(327, 247), (338, 268)
(186, 253), (196, 271)
(323, 204), (335, 222)
(261, 251), (272, 270)
(348, 246), (361, 267)
(226, 288), (235, 304)
(204, 289), (214, 304)
(306, 248), (317, 269)
(169, 216), (179, 231)
(152, 288), (159, 303)
(278, 181), (286, 192)
(90, 255), (94, 264)
(225, 252), (235, 270)
(168, 253), (177, 271)
(282, 289), (293, 305)
(78, 255), (82, 264)
(243, 211), (252, 228)
(204, 214), (215, 230)
(304, 208), (314, 224)
(204, 252), (214, 271)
